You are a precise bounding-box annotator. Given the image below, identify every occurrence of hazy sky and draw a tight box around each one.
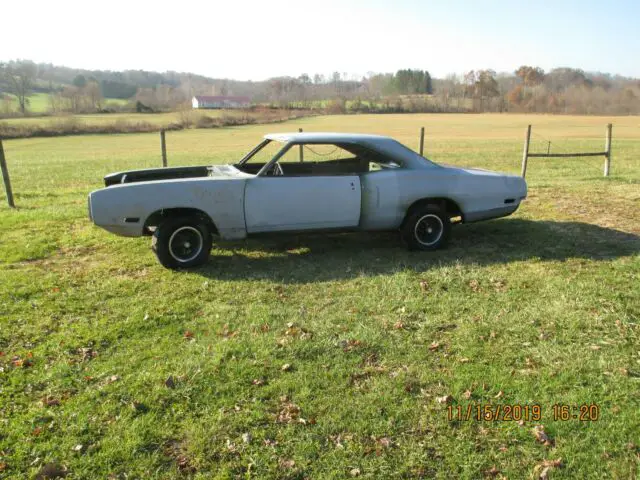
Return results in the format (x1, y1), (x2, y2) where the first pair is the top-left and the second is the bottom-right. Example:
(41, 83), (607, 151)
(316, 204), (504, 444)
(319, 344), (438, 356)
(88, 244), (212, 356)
(2, 0), (639, 80)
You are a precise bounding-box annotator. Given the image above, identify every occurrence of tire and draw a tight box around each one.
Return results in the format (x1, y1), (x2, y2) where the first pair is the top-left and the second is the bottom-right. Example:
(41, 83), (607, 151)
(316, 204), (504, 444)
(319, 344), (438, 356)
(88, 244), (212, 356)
(401, 204), (451, 251)
(152, 216), (212, 269)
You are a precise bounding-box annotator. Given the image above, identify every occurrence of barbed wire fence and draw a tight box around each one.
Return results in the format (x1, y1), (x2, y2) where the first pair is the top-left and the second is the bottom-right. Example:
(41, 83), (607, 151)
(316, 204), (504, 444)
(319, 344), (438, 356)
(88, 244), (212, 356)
(521, 124), (612, 178)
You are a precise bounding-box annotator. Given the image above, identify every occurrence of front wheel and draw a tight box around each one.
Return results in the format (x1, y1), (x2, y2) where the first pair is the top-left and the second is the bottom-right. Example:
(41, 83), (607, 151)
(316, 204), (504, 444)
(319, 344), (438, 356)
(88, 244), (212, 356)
(152, 217), (212, 269)
(401, 205), (451, 251)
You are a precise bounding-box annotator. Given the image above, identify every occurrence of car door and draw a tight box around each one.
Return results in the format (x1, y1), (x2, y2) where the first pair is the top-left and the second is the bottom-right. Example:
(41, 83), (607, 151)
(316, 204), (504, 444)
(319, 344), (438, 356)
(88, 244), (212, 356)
(244, 175), (361, 233)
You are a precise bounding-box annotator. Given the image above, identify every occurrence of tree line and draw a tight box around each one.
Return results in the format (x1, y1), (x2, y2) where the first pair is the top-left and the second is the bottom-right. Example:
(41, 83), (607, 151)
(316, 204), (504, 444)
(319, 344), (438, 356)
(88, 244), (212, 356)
(1, 59), (639, 116)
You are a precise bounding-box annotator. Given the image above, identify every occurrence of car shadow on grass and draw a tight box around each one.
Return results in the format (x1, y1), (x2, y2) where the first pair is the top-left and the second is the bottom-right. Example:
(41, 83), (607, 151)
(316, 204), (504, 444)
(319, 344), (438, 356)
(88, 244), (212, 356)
(196, 219), (640, 283)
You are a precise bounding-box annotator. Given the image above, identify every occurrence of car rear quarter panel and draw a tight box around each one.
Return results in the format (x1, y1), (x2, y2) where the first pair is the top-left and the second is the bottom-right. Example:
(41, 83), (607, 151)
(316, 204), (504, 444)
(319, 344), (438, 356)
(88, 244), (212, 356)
(360, 168), (525, 228)
(89, 177), (248, 239)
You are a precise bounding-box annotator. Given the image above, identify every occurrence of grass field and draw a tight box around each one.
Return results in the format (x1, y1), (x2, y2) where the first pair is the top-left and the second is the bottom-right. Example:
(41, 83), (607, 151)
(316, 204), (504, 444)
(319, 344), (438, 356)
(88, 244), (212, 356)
(3, 111), (187, 127)
(0, 109), (306, 139)
(0, 114), (639, 479)
(2, 93), (128, 115)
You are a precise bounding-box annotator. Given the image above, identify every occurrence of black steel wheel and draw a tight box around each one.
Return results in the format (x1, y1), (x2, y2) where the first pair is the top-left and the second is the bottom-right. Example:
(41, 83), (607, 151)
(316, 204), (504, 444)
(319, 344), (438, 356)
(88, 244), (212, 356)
(401, 205), (451, 251)
(152, 216), (212, 269)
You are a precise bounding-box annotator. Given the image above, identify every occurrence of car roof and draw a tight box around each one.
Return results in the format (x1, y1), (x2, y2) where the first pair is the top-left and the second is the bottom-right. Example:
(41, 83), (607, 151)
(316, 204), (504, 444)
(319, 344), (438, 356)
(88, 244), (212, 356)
(264, 132), (393, 144)
(262, 131), (438, 169)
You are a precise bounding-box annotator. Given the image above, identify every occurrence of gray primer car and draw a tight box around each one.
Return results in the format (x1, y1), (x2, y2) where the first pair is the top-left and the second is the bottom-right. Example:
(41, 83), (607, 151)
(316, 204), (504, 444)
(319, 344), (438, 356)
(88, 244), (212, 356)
(88, 132), (527, 268)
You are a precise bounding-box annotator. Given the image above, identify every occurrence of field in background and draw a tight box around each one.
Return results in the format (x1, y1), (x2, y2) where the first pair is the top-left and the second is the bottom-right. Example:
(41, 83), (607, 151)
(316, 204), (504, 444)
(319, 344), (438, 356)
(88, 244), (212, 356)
(0, 109), (310, 139)
(2, 110), (223, 127)
(0, 114), (639, 478)
(2, 93), (128, 114)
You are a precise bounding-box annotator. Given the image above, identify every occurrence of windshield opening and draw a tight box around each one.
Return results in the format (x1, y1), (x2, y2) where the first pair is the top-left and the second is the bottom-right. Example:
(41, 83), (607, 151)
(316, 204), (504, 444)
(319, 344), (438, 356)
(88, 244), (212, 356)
(237, 139), (287, 166)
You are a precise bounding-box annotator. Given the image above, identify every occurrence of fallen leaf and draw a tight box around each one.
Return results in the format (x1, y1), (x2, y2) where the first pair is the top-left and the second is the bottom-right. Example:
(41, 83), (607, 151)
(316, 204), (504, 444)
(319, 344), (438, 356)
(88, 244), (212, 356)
(469, 279), (481, 292)
(589, 345), (601, 350)
(252, 378), (266, 386)
(494, 390), (504, 399)
(106, 375), (119, 384)
(419, 280), (429, 291)
(393, 320), (405, 330)
(276, 401), (302, 424)
(35, 462), (67, 479)
(429, 342), (440, 351)
(242, 432), (252, 444)
(535, 458), (563, 479)
(11, 356), (33, 368)
(218, 324), (237, 339)
(463, 389), (472, 399)
(436, 395), (454, 404)
(279, 459), (295, 469)
(41, 396), (60, 407)
(490, 278), (507, 292)
(163, 440), (195, 474)
(78, 348), (97, 361)
(350, 467), (361, 477)
(183, 331), (194, 339)
(376, 437), (392, 448)
(485, 465), (500, 477)
(342, 339), (363, 352)
(533, 425), (554, 447)
(459, 358), (471, 364)
(281, 363), (292, 372)
(0, 462), (6, 472)
(72, 444), (83, 452)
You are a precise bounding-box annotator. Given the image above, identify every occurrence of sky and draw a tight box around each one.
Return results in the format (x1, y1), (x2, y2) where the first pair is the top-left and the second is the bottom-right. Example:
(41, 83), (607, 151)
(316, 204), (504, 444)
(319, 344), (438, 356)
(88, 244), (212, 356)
(1, 0), (639, 80)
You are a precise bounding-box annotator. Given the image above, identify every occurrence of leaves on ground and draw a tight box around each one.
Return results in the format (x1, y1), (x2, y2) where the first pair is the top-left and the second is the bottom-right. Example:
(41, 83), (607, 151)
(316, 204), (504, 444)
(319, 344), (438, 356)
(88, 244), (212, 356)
(535, 458), (563, 479)
(35, 463), (68, 479)
(533, 425), (555, 447)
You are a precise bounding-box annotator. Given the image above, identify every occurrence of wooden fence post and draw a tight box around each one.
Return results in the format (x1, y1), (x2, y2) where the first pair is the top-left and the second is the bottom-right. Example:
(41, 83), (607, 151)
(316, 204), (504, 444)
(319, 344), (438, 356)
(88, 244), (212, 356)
(298, 128), (304, 162)
(604, 123), (612, 177)
(419, 127), (425, 156)
(521, 124), (531, 178)
(0, 138), (15, 208)
(160, 129), (167, 167)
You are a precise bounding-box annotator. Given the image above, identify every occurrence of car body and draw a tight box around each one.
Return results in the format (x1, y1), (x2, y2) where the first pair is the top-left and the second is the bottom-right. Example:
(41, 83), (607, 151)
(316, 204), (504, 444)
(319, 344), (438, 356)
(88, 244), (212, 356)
(88, 132), (527, 268)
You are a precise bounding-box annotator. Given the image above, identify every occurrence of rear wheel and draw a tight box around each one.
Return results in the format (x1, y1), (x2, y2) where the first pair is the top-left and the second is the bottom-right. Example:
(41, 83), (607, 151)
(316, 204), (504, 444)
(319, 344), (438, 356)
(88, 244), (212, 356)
(401, 205), (451, 251)
(152, 216), (212, 269)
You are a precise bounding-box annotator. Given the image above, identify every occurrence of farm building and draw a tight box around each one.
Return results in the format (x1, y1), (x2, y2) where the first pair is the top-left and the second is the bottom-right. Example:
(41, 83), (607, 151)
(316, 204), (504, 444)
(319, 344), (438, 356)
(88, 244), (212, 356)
(192, 95), (251, 109)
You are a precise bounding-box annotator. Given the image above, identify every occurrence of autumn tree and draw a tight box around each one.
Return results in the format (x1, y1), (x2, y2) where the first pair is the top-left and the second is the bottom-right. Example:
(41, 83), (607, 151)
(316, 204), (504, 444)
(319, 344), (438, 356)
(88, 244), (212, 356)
(515, 66), (545, 87)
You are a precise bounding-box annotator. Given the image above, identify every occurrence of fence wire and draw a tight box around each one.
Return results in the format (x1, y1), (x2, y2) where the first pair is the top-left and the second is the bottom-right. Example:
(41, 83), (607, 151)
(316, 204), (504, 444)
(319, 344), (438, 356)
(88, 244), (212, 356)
(528, 130), (605, 176)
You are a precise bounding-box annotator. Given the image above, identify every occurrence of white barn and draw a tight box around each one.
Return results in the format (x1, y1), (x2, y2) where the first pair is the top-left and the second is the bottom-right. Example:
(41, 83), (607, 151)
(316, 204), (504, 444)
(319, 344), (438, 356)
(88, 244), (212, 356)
(192, 95), (251, 109)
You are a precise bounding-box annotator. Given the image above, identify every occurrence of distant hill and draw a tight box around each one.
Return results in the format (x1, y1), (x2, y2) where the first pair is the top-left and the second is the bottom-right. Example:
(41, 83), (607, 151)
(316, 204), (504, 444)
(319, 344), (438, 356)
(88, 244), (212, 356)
(2, 60), (639, 115)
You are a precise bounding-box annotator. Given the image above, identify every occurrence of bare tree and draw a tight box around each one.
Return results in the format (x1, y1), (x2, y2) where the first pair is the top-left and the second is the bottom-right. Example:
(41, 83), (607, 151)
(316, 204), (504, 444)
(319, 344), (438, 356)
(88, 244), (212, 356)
(85, 81), (103, 110)
(0, 60), (37, 114)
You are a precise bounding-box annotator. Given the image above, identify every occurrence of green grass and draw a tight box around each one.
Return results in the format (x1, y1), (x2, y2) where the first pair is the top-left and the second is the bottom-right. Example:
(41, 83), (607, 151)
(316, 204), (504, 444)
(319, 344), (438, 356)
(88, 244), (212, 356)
(0, 114), (639, 479)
